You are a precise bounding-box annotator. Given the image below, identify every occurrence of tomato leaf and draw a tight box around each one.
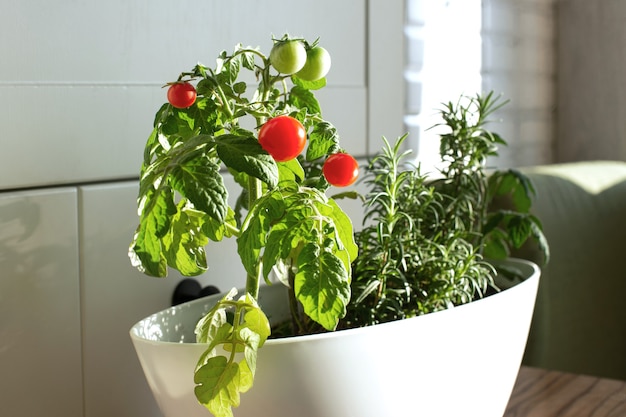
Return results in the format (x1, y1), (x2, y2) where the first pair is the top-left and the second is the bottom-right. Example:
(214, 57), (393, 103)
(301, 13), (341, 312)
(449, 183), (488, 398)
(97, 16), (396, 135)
(289, 85), (321, 115)
(129, 186), (177, 277)
(162, 203), (209, 276)
(203, 207), (238, 242)
(325, 198), (359, 262)
(295, 243), (351, 331)
(306, 121), (339, 161)
(169, 153), (228, 223)
(277, 158), (305, 183)
(194, 357), (241, 417)
(237, 192), (285, 277)
(194, 291), (270, 417)
(291, 74), (327, 91)
(214, 134), (279, 188)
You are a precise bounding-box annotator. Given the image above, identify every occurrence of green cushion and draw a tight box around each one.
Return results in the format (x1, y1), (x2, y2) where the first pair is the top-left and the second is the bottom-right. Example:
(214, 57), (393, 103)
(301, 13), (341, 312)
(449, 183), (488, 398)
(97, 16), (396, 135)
(518, 161), (626, 380)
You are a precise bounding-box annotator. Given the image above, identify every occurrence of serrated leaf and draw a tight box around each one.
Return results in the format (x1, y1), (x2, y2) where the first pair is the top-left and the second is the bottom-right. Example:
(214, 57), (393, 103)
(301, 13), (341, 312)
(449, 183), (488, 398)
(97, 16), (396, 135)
(169, 154), (228, 223)
(129, 186), (177, 277)
(193, 292), (268, 417)
(196, 77), (219, 96)
(240, 50), (256, 71)
(194, 357), (241, 417)
(227, 55), (241, 83)
(289, 85), (321, 115)
(262, 224), (289, 280)
(237, 213), (265, 278)
(241, 301), (271, 348)
(162, 203), (209, 276)
(238, 192), (285, 277)
(215, 135), (279, 188)
(277, 158), (305, 183)
(325, 198), (358, 263)
(204, 207), (238, 242)
(295, 243), (350, 330)
(143, 127), (161, 168)
(195, 297), (233, 345)
(306, 121), (339, 161)
(291, 74), (327, 90)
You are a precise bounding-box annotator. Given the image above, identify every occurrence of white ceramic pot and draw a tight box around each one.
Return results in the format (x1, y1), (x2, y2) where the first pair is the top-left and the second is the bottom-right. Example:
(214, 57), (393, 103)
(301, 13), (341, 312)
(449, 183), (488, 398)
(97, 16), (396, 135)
(130, 258), (540, 417)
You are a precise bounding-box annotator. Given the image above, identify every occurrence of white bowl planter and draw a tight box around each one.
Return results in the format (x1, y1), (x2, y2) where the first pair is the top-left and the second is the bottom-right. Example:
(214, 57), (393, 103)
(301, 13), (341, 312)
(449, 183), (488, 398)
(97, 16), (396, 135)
(130, 258), (540, 417)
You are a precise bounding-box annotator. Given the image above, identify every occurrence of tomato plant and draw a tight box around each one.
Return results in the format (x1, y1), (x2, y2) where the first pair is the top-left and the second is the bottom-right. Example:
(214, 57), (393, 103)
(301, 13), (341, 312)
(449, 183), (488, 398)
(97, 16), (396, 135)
(296, 46), (332, 81)
(258, 115), (307, 162)
(132, 35), (358, 417)
(269, 39), (307, 75)
(323, 153), (359, 187)
(167, 82), (197, 108)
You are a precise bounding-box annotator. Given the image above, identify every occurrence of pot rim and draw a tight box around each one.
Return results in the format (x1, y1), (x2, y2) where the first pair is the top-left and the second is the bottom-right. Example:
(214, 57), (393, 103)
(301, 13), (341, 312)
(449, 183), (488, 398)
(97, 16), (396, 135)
(130, 257), (540, 347)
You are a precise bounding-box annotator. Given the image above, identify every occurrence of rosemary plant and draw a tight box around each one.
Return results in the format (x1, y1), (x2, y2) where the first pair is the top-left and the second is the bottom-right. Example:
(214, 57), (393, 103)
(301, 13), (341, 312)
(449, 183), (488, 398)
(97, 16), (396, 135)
(345, 93), (549, 327)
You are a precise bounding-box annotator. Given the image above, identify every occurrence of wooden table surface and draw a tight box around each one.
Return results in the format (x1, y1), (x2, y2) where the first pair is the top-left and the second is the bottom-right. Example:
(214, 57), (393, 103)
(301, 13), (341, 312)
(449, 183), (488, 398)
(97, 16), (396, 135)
(504, 366), (626, 416)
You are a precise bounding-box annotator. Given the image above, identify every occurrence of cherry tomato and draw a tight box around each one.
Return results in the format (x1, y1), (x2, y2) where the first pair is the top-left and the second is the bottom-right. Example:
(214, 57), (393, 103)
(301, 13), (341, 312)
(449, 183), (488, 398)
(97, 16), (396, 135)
(296, 46), (332, 81)
(167, 82), (197, 109)
(258, 115), (307, 162)
(323, 153), (359, 187)
(269, 40), (307, 75)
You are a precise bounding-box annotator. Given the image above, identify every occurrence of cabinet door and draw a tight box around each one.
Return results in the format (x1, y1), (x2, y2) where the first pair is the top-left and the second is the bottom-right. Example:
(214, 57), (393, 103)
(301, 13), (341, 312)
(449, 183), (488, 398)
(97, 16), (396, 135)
(0, 188), (82, 417)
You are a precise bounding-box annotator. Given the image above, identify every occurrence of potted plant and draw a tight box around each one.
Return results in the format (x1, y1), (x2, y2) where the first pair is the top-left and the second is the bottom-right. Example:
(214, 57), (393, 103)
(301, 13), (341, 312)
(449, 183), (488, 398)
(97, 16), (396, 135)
(129, 34), (548, 417)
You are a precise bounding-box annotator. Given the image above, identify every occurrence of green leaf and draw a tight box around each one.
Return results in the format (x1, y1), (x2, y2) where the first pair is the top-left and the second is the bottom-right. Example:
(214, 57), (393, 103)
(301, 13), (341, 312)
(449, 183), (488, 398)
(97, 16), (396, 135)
(238, 192), (285, 277)
(129, 186), (177, 277)
(289, 85), (321, 115)
(226, 55), (241, 83)
(261, 224), (289, 280)
(277, 158), (305, 183)
(489, 169), (535, 213)
(162, 203), (209, 276)
(204, 207), (238, 242)
(240, 50), (256, 71)
(214, 134), (279, 188)
(306, 121), (339, 161)
(240, 297), (271, 348)
(196, 77), (220, 96)
(194, 357), (242, 417)
(233, 81), (247, 95)
(326, 198), (358, 261)
(169, 154), (228, 223)
(194, 291), (269, 417)
(295, 243), (351, 330)
(195, 292), (234, 345)
(143, 127), (161, 168)
(291, 74), (327, 91)
(483, 228), (510, 260)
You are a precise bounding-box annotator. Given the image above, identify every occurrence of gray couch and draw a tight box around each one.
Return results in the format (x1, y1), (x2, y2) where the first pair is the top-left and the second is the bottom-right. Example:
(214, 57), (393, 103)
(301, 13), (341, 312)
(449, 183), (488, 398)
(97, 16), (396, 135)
(516, 161), (626, 381)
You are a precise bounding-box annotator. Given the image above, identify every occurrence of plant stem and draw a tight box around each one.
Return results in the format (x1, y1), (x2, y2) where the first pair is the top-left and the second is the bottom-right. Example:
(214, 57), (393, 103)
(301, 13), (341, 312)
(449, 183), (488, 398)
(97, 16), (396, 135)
(245, 175), (263, 299)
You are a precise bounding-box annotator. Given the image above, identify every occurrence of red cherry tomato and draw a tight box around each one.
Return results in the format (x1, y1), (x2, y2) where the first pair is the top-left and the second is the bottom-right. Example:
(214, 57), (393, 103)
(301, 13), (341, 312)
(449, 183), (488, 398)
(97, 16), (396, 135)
(323, 153), (359, 187)
(258, 115), (306, 162)
(167, 82), (197, 109)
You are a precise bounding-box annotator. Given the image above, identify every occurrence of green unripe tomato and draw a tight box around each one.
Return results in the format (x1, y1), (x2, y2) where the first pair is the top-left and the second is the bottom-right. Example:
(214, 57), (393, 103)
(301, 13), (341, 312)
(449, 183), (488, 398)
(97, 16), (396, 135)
(269, 40), (307, 75)
(296, 46), (332, 81)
